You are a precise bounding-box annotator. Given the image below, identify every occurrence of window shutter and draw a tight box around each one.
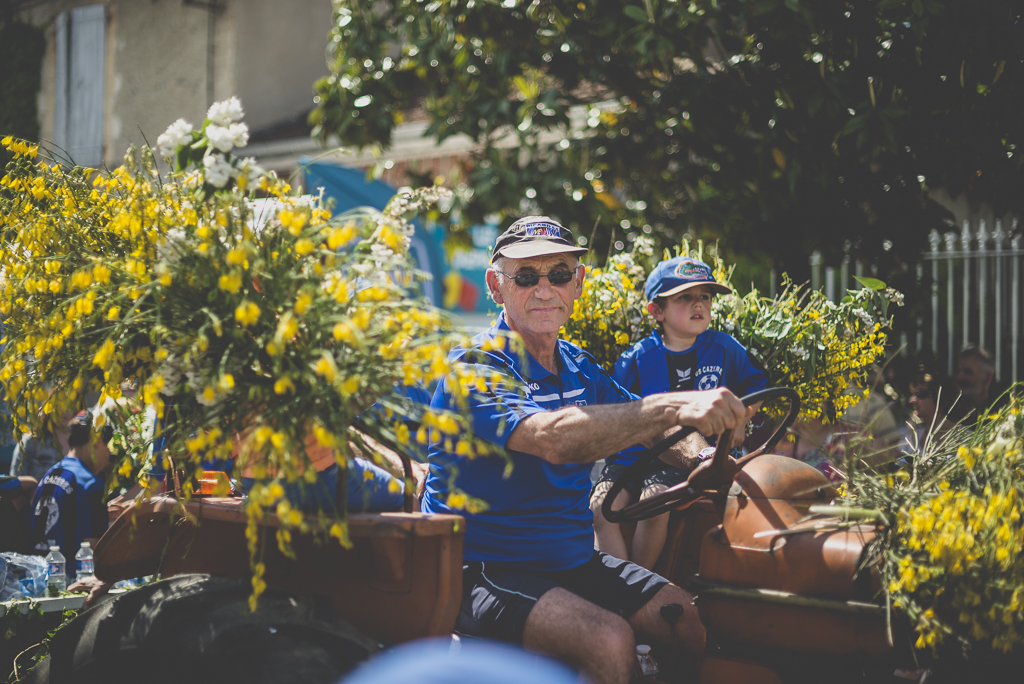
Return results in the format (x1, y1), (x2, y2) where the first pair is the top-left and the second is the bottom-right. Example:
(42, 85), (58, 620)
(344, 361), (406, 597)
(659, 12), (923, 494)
(66, 4), (106, 167)
(53, 11), (70, 153)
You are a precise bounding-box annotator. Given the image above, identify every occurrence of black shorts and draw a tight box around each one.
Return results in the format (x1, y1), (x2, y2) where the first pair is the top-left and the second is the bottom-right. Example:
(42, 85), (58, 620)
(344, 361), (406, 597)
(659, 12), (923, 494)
(456, 551), (669, 644)
(594, 459), (690, 496)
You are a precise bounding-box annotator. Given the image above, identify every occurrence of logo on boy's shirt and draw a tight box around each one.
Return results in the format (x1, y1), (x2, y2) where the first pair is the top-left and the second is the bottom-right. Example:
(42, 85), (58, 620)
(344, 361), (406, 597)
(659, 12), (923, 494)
(42, 473), (73, 495)
(676, 368), (692, 382)
(35, 496), (60, 534)
(696, 364), (723, 390)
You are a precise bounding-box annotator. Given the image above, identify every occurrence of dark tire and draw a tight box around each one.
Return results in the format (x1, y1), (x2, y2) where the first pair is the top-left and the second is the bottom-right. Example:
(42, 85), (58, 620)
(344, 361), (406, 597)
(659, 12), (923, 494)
(22, 574), (378, 684)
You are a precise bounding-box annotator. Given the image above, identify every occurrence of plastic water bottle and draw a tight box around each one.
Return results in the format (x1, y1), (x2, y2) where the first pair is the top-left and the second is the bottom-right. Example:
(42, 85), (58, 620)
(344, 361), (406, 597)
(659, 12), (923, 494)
(75, 541), (95, 579)
(636, 644), (660, 680)
(45, 546), (67, 595)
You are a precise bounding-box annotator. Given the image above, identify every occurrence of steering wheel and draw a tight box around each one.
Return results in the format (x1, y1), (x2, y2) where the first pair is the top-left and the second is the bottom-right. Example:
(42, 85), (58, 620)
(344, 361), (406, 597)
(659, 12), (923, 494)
(600, 387), (800, 523)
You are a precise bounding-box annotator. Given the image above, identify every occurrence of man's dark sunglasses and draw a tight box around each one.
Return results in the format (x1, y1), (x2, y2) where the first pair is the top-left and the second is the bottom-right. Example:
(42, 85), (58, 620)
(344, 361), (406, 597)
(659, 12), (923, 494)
(495, 268), (578, 288)
(913, 389), (934, 400)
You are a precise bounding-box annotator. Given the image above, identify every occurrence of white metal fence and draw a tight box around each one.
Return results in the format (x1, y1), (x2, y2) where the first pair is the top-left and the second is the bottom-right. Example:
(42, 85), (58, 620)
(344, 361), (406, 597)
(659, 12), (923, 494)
(923, 219), (1022, 383)
(809, 218), (1023, 385)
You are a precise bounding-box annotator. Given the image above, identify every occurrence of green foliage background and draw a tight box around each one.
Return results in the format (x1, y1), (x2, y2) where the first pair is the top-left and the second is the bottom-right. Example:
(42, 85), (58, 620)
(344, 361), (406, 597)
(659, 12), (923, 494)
(311, 0), (1024, 295)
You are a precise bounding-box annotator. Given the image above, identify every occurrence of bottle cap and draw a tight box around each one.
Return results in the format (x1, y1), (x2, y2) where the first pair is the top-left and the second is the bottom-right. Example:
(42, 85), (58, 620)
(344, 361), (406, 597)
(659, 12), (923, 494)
(636, 644), (651, 655)
(49, 545), (59, 552)
(81, 541), (91, 548)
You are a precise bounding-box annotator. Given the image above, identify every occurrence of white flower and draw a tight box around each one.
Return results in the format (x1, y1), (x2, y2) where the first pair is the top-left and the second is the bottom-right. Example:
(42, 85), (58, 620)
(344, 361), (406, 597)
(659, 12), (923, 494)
(158, 356), (183, 395)
(370, 242), (395, 260)
(157, 228), (188, 265)
(185, 367), (204, 390)
(156, 118), (193, 158)
(852, 307), (874, 328)
(238, 157), (264, 185)
(205, 125), (234, 153)
(207, 96), (244, 126)
(206, 122), (249, 152)
(203, 153), (233, 188)
(633, 235), (655, 257)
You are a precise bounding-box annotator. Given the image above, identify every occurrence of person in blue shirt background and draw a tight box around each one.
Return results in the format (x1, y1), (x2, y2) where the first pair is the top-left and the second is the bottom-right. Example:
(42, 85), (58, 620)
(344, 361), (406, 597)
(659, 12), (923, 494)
(591, 256), (767, 570)
(28, 411), (112, 578)
(422, 218), (754, 684)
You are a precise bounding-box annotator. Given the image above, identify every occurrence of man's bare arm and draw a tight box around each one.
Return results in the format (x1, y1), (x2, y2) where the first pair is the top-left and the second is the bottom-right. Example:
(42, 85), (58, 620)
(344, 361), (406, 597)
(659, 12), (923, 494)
(506, 387), (752, 465)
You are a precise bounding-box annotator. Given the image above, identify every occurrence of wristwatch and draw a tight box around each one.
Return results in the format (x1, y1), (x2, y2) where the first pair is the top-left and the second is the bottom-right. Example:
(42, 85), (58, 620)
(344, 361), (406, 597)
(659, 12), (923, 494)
(697, 446), (717, 463)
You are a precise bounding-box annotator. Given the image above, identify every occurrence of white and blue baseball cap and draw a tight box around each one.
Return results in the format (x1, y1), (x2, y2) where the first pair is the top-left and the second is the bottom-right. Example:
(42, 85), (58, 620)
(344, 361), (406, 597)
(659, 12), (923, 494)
(644, 256), (732, 301)
(492, 216), (588, 261)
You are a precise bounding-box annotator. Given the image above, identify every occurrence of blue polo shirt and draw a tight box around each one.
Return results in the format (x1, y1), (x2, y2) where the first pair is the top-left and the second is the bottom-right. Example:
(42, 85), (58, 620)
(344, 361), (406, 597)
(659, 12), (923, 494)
(610, 329), (768, 465)
(422, 314), (637, 571)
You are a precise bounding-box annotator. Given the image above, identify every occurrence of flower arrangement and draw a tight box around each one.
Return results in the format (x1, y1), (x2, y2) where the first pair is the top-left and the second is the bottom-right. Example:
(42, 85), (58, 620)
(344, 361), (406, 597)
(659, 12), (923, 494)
(563, 240), (900, 422)
(843, 395), (1024, 658)
(710, 270), (898, 422)
(1, 99), (500, 605)
(562, 239), (655, 372)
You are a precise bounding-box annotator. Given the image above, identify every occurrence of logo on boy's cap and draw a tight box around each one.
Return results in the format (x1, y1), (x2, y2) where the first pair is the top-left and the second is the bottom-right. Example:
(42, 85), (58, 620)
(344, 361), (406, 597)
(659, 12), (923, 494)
(674, 259), (711, 279)
(492, 216), (589, 262)
(645, 256), (732, 301)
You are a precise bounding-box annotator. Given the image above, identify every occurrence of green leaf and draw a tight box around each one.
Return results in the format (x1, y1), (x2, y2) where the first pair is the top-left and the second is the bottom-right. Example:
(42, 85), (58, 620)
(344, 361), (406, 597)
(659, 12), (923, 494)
(853, 276), (886, 290)
(623, 5), (649, 23)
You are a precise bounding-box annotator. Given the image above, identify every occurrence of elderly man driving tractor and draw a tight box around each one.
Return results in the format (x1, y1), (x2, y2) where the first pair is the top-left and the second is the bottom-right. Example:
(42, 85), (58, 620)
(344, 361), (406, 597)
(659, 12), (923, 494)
(422, 217), (756, 684)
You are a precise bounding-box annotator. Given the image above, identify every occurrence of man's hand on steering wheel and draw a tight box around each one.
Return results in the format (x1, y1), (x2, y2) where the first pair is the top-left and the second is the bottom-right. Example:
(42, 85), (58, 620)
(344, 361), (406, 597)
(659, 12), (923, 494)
(671, 387), (754, 437)
(603, 388), (800, 523)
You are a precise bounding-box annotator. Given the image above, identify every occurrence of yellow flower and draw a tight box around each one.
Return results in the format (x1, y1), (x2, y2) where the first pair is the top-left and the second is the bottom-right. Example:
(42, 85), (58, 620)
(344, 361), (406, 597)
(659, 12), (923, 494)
(218, 272), (242, 294)
(276, 313), (298, 341)
(278, 208), (306, 235)
(253, 426), (274, 449)
(235, 300), (260, 326)
(92, 339), (115, 368)
(93, 263), (111, 284)
(274, 377), (295, 394)
(295, 238), (314, 255)
(313, 354), (337, 381)
(339, 375), (360, 396)
(327, 224), (357, 249)
(294, 292), (313, 315)
(107, 307), (120, 320)
(333, 321), (355, 343)
(226, 247), (247, 265)
(395, 423), (410, 445)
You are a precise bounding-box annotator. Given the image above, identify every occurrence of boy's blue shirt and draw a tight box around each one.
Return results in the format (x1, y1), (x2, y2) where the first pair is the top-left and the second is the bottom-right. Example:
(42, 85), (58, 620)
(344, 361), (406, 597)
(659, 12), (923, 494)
(610, 329), (768, 465)
(28, 456), (108, 577)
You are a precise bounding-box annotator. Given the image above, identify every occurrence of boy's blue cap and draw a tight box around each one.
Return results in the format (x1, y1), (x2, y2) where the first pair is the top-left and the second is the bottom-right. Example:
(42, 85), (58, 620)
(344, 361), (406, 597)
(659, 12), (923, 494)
(645, 256), (732, 301)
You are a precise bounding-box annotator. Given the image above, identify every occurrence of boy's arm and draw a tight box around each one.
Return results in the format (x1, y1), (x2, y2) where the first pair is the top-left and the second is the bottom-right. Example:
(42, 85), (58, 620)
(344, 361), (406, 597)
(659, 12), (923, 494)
(657, 429), (711, 470)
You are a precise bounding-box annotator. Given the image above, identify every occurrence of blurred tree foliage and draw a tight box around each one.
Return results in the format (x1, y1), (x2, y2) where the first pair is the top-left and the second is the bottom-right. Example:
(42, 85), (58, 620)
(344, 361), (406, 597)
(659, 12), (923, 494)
(311, 0), (1024, 285)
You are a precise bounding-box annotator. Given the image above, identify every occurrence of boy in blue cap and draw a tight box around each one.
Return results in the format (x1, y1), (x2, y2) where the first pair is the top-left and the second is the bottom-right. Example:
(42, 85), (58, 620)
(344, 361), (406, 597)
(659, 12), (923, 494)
(591, 256), (767, 569)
